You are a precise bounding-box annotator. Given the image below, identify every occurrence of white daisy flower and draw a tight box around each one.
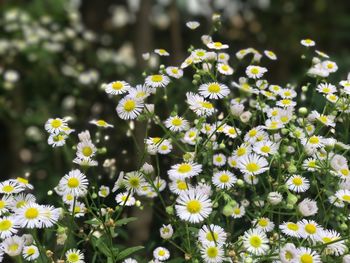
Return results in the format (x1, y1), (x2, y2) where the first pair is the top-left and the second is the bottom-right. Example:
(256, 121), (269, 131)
(145, 74), (170, 88)
(169, 179), (192, 195)
(286, 174), (310, 193)
(165, 66), (183, 79)
(70, 201), (86, 218)
(217, 63), (234, 75)
(23, 245), (39, 261)
(237, 153), (268, 175)
(186, 92), (215, 117)
(160, 224), (173, 239)
(89, 119), (114, 128)
(66, 249), (84, 263)
(198, 224), (227, 245)
(217, 52), (230, 62)
(0, 195), (13, 215)
(14, 203), (45, 228)
(200, 243), (224, 263)
(298, 219), (322, 240)
(59, 169), (88, 197)
(253, 140), (279, 156)
(77, 139), (97, 160)
(44, 117), (68, 134)
(212, 170), (237, 189)
(116, 96), (144, 120)
(105, 80), (130, 95)
(115, 192), (136, 206)
(335, 189), (350, 203)
(231, 205), (245, 218)
(223, 125), (241, 139)
(175, 189), (212, 223)
(294, 247), (321, 263)
(243, 228), (269, 255)
(48, 133), (67, 147)
(198, 82), (230, 99)
(298, 198), (318, 217)
(123, 258), (138, 263)
(245, 65), (267, 79)
(316, 82), (337, 94)
(168, 162), (202, 180)
(213, 153), (226, 167)
(0, 216), (19, 239)
(315, 229), (346, 256)
(10, 193), (36, 210)
(279, 243), (297, 262)
(98, 185), (110, 197)
(280, 221), (301, 237)
(301, 38), (316, 47)
(276, 99), (296, 108)
(264, 50), (277, 60)
(154, 49), (169, 56)
(206, 41), (229, 50)
(123, 171), (146, 192)
(153, 247), (170, 261)
(186, 21), (200, 30)
(1, 235), (24, 256)
(253, 217), (275, 232)
(301, 135), (324, 149)
(165, 115), (189, 132)
(41, 205), (60, 228)
(0, 180), (25, 195)
(322, 60), (338, 73)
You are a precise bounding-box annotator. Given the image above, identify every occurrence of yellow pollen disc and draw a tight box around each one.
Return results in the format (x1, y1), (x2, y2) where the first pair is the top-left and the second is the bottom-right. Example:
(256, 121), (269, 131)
(250, 68), (259, 75)
(51, 119), (62, 128)
(208, 83), (221, 93)
(2, 185), (14, 193)
(214, 42), (222, 47)
(342, 195), (350, 202)
(151, 75), (163, 82)
(82, 146), (93, 157)
(221, 65), (229, 71)
(246, 163), (259, 173)
(67, 178), (80, 188)
(285, 251), (293, 260)
(152, 137), (161, 144)
(96, 120), (107, 126)
(9, 244), (19, 252)
(233, 208), (241, 214)
(25, 207), (39, 219)
(322, 237), (332, 243)
(261, 146), (270, 153)
(206, 232), (218, 242)
(287, 223), (299, 231)
(177, 181), (188, 190)
(219, 174), (229, 183)
(237, 148), (246, 156)
(27, 247), (36, 255)
(305, 224), (317, 234)
(17, 177), (28, 184)
(249, 236), (262, 248)
(0, 200), (6, 209)
(309, 136), (319, 144)
(178, 164), (192, 173)
(171, 118), (182, 126)
(186, 200), (201, 214)
(123, 100), (136, 112)
(292, 177), (303, 186)
(196, 51), (205, 57)
(129, 178), (140, 187)
(16, 201), (26, 208)
(171, 68), (178, 74)
(340, 169), (349, 176)
(68, 253), (80, 262)
(300, 254), (313, 263)
(112, 81), (123, 90)
(158, 250), (165, 256)
(249, 129), (257, 137)
(201, 101), (213, 109)
(258, 218), (268, 227)
(0, 219), (12, 231)
(207, 247), (218, 258)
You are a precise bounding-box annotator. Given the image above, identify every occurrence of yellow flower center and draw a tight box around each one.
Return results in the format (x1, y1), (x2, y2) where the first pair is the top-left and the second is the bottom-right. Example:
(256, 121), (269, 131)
(200, 101), (213, 109)
(285, 251), (293, 260)
(178, 164), (192, 173)
(0, 200), (5, 209)
(233, 208), (241, 215)
(82, 146), (93, 157)
(51, 119), (62, 128)
(249, 236), (262, 248)
(129, 177), (140, 188)
(300, 254), (313, 263)
(214, 42), (222, 48)
(219, 174), (230, 183)
(96, 120), (107, 126)
(16, 201), (26, 208)
(171, 118), (182, 126)
(305, 224), (317, 234)
(207, 247), (218, 258)
(196, 51), (206, 57)
(221, 65), (229, 71)
(123, 100), (136, 112)
(112, 81), (123, 90)
(9, 244), (19, 252)
(261, 146), (270, 153)
(25, 207), (39, 219)
(340, 169), (349, 176)
(0, 219), (12, 231)
(186, 200), (201, 214)
(67, 178), (80, 188)
(249, 129), (257, 137)
(309, 136), (319, 144)
(250, 67), (259, 75)
(287, 222), (299, 231)
(177, 181), (188, 190)
(258, 218), (268, 227)
(68, 253), (80, 262)
(206, 232), (219, 242)
(151, 75), (163, 82)
(292, 177), (303, 186)
(322, 237), (332, 243)
(237, 148), (246, 156)
(171, 68), (179, 74)
(342, 195), (350, 202)
(2, 185), (14, 193)
(246, 163), (259, 173)
(17, 177), (28, 184)
(152, 137), (161, 144)
(27, 247), (36, 255)
(158, 250), (165, 256)
(208, 83), (221, 93)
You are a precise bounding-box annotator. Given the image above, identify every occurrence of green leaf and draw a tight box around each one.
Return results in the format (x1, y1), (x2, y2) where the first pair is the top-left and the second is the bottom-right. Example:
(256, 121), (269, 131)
(116, 246), (144, 261)
(84, 218), (100, 225)
(115, 217), (138, 226)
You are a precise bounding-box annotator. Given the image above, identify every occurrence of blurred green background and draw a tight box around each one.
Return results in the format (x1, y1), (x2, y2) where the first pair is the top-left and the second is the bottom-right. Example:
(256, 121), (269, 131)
(1, 0), (350, 199)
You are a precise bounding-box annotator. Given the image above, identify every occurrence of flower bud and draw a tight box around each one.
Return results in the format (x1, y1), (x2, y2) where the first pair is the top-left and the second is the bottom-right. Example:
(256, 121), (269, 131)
(166, 206), (174, 215)
(222, 204), (234, 217)
(287, 192), (298, 205)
